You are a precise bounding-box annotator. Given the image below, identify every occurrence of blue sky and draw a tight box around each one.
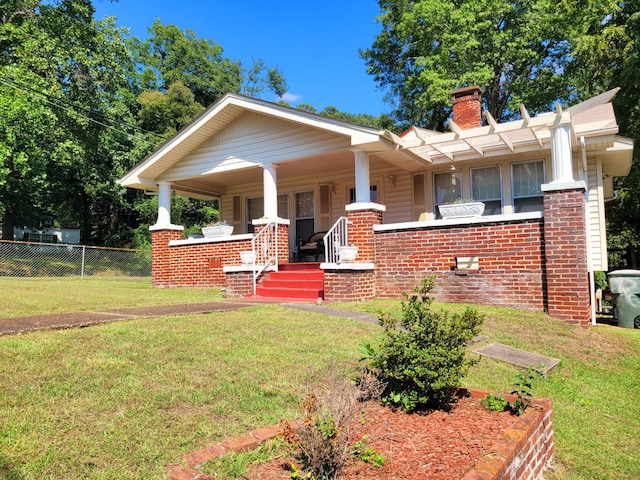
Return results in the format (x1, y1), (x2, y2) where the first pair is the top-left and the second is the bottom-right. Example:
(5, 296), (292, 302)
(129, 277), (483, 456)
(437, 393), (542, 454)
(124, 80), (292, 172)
(92, 0), (391, 116)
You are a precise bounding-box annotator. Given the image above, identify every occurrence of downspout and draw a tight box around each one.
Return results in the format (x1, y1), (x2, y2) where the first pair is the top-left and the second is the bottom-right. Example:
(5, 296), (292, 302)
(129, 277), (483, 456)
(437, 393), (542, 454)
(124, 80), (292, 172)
(581, 136), (597, 326)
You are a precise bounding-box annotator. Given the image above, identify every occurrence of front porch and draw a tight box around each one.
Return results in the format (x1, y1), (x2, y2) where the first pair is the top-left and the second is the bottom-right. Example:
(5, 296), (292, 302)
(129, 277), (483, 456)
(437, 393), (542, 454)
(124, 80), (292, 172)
(150, 182), (590, 325)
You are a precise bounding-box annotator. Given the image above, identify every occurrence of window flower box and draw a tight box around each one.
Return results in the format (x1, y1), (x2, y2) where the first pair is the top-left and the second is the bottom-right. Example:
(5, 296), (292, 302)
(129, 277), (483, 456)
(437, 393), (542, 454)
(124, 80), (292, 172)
(438, 201), (485, 219)
(201, 225), (234, 237)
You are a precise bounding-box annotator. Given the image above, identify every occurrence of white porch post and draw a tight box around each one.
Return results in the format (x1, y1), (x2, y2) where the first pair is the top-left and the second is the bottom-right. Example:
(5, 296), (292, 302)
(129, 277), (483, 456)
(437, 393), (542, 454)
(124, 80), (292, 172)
(550, 117), (574, 184)
(353, 149), (370, 203)
(263, 164), (278, 219)
(155, 181), (173, 228)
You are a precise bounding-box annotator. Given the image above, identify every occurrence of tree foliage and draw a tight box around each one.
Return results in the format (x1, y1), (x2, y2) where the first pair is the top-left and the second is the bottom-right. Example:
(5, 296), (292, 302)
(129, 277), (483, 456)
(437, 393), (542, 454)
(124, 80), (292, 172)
(362, 0), (573, 129)
(0, 0), (146, 242)
(363, 0), (640, 263)
(566, 0), (640, 259)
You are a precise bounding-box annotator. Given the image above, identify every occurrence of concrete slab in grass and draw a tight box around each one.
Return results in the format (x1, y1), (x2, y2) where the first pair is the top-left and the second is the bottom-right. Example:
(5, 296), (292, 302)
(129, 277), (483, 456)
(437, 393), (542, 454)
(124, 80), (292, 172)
(475, 343), (560, 374)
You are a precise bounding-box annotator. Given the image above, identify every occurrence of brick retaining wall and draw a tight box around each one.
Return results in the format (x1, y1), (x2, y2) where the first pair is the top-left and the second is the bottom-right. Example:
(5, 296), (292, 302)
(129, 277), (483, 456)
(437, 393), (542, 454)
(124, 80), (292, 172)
(374, 219), (546, 311)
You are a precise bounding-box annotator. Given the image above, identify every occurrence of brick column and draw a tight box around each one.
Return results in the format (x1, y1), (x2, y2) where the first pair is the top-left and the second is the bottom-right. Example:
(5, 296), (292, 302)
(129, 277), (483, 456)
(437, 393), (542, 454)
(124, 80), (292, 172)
(345, 204), (384, 263)
(150, 227), (184, 287)
(542, 185), (591, 326)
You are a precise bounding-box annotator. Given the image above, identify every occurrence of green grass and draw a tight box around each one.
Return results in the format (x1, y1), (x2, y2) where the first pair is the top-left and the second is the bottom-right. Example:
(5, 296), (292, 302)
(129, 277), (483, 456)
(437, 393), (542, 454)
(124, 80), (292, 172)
(0, 305), (377, 479)
(0, 277), (221, 318)
(1, 281), (638, 479)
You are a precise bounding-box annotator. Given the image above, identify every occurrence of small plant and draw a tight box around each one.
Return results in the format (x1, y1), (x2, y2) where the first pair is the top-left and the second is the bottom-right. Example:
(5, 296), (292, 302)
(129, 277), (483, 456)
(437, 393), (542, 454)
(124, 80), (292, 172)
(290, 364), (385, 479)
(481, 392), (508, 412)
(361, 277), (484, 412)
(207, 219), (228, 226)
(509, 365), (544, 415)
(353, 436), (386, 467)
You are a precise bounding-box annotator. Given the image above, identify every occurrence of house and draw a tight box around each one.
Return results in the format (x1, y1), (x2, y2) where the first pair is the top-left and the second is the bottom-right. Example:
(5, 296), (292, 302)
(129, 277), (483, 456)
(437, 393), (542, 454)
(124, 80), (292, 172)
(118, 86), (633, 327)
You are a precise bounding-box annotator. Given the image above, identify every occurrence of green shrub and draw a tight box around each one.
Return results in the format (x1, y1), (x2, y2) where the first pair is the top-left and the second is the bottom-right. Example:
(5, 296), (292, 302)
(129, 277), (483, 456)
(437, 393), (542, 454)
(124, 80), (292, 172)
(361, 277), (484, 412)
(594, 271), (608, 291)
(481, 393), (508, 412)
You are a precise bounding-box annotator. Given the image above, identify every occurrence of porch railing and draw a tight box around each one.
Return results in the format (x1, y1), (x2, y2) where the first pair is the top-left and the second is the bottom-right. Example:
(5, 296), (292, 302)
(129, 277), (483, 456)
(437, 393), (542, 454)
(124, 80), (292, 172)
(251, 221), (278, 294)
(323, 216), (350, 263)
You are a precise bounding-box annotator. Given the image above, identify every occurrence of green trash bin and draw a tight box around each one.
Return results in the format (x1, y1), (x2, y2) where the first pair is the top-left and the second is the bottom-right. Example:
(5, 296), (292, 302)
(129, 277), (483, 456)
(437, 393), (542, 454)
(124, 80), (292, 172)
(607, 269), (640, 329)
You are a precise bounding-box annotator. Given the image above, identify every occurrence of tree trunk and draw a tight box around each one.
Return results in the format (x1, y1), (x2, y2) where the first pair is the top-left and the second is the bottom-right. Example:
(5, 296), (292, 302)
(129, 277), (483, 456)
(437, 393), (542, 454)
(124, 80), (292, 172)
(1, 210), (16, 240)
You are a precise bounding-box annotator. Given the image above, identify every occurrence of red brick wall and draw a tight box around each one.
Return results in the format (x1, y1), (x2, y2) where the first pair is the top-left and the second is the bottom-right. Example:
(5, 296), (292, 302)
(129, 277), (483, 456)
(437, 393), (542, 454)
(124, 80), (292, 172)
(374, 220), (545, 310)
(347, 208), (383, 262)
(543, 188), (590, 326)
(151, 228), (184, 287)
(224, 271), (255, 297)
(151, 222), (290, 289)
(152, 232), (253, 288)
(323, 269), (376, 302)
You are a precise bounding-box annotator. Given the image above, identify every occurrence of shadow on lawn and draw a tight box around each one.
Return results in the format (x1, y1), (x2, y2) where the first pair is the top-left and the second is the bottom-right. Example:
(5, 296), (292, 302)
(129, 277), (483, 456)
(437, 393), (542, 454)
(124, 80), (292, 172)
(0, 454), (24, 480)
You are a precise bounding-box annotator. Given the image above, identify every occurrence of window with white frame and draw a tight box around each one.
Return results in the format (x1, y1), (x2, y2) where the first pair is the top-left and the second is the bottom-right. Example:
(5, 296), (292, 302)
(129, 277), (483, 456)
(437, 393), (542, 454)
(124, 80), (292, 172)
(471, 165), (502, 215)
(434, 170), (461, 216)
(512, 160), (545, 213)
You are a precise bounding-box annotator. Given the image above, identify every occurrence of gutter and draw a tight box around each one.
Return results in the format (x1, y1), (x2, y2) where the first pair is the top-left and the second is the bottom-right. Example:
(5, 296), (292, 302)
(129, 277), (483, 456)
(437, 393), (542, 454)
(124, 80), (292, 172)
(581, 136), (597, 326)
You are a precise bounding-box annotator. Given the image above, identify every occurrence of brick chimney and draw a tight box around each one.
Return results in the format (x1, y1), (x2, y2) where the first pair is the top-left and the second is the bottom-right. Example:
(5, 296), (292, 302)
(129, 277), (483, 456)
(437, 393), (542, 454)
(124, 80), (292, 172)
(450, 86), (483, 129)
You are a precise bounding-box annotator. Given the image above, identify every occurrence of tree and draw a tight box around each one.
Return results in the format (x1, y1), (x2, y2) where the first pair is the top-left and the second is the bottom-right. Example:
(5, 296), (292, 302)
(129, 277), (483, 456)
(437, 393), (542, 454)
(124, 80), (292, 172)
(566, 0), (640, 264)
(138, 81), (205, 140)
(361, 0), (573, 129)
(130, 20), (287, 107)
(0, 0), (145, 243)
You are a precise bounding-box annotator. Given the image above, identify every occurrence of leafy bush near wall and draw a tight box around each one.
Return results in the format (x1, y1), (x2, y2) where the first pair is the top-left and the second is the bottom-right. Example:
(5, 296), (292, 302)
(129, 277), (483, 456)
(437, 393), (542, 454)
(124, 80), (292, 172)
(362, 277), (484, 412)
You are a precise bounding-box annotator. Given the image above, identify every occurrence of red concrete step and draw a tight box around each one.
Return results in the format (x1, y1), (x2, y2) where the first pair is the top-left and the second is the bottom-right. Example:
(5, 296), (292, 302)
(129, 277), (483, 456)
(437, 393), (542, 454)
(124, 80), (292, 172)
(265, 270), (324, 282)
(279, 262), (321, 271)
(260, 278), (324, 290)
(254, 264), (324, 301)
(255, 285), (324, 300)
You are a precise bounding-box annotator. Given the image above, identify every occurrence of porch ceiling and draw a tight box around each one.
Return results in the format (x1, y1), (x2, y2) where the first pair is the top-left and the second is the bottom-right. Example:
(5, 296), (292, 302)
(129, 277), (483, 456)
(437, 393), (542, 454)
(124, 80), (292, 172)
(169, 149), (421, 200)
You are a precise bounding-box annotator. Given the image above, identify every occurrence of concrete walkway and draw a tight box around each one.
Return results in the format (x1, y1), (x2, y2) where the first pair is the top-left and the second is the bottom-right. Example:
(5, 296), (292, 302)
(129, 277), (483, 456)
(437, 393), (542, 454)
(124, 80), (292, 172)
(0, 300), (380, 336)
(0, 301), (261, 335)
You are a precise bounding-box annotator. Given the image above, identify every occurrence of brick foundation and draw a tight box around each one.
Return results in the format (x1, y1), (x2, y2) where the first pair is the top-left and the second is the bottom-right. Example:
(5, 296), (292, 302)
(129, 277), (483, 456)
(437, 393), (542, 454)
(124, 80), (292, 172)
(323, 269), (376, 302)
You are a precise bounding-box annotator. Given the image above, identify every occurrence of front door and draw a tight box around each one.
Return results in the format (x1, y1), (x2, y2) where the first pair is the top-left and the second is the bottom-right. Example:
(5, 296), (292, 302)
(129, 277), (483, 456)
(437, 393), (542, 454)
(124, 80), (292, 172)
(295, 190), (315, 244)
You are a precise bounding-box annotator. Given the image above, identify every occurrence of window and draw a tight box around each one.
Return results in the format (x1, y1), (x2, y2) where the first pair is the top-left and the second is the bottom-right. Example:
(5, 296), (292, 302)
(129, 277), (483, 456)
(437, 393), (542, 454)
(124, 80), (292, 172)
(349, 184), (378, 203)
(245, 194), (288, 232)
(434, 170), (461, 209)
(246, 197), (263, 232)
(512, 160), (545, 213)
(471, 165), (502, 215)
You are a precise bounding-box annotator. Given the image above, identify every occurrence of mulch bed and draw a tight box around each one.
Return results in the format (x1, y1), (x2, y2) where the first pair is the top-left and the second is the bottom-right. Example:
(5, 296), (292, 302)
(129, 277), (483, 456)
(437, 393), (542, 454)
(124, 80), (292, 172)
(243, 393), (516, 479)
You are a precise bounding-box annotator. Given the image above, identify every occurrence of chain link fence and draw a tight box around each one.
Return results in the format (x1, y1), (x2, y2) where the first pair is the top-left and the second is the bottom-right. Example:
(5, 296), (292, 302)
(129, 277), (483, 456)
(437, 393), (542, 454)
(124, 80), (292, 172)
(0, 240), (151, 278)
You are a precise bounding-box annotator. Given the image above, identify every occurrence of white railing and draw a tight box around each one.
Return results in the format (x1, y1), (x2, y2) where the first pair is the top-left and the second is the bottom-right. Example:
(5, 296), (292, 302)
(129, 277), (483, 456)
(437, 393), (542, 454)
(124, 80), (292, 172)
(251, 222), (278, 294)
(323, 216), (350, 264)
